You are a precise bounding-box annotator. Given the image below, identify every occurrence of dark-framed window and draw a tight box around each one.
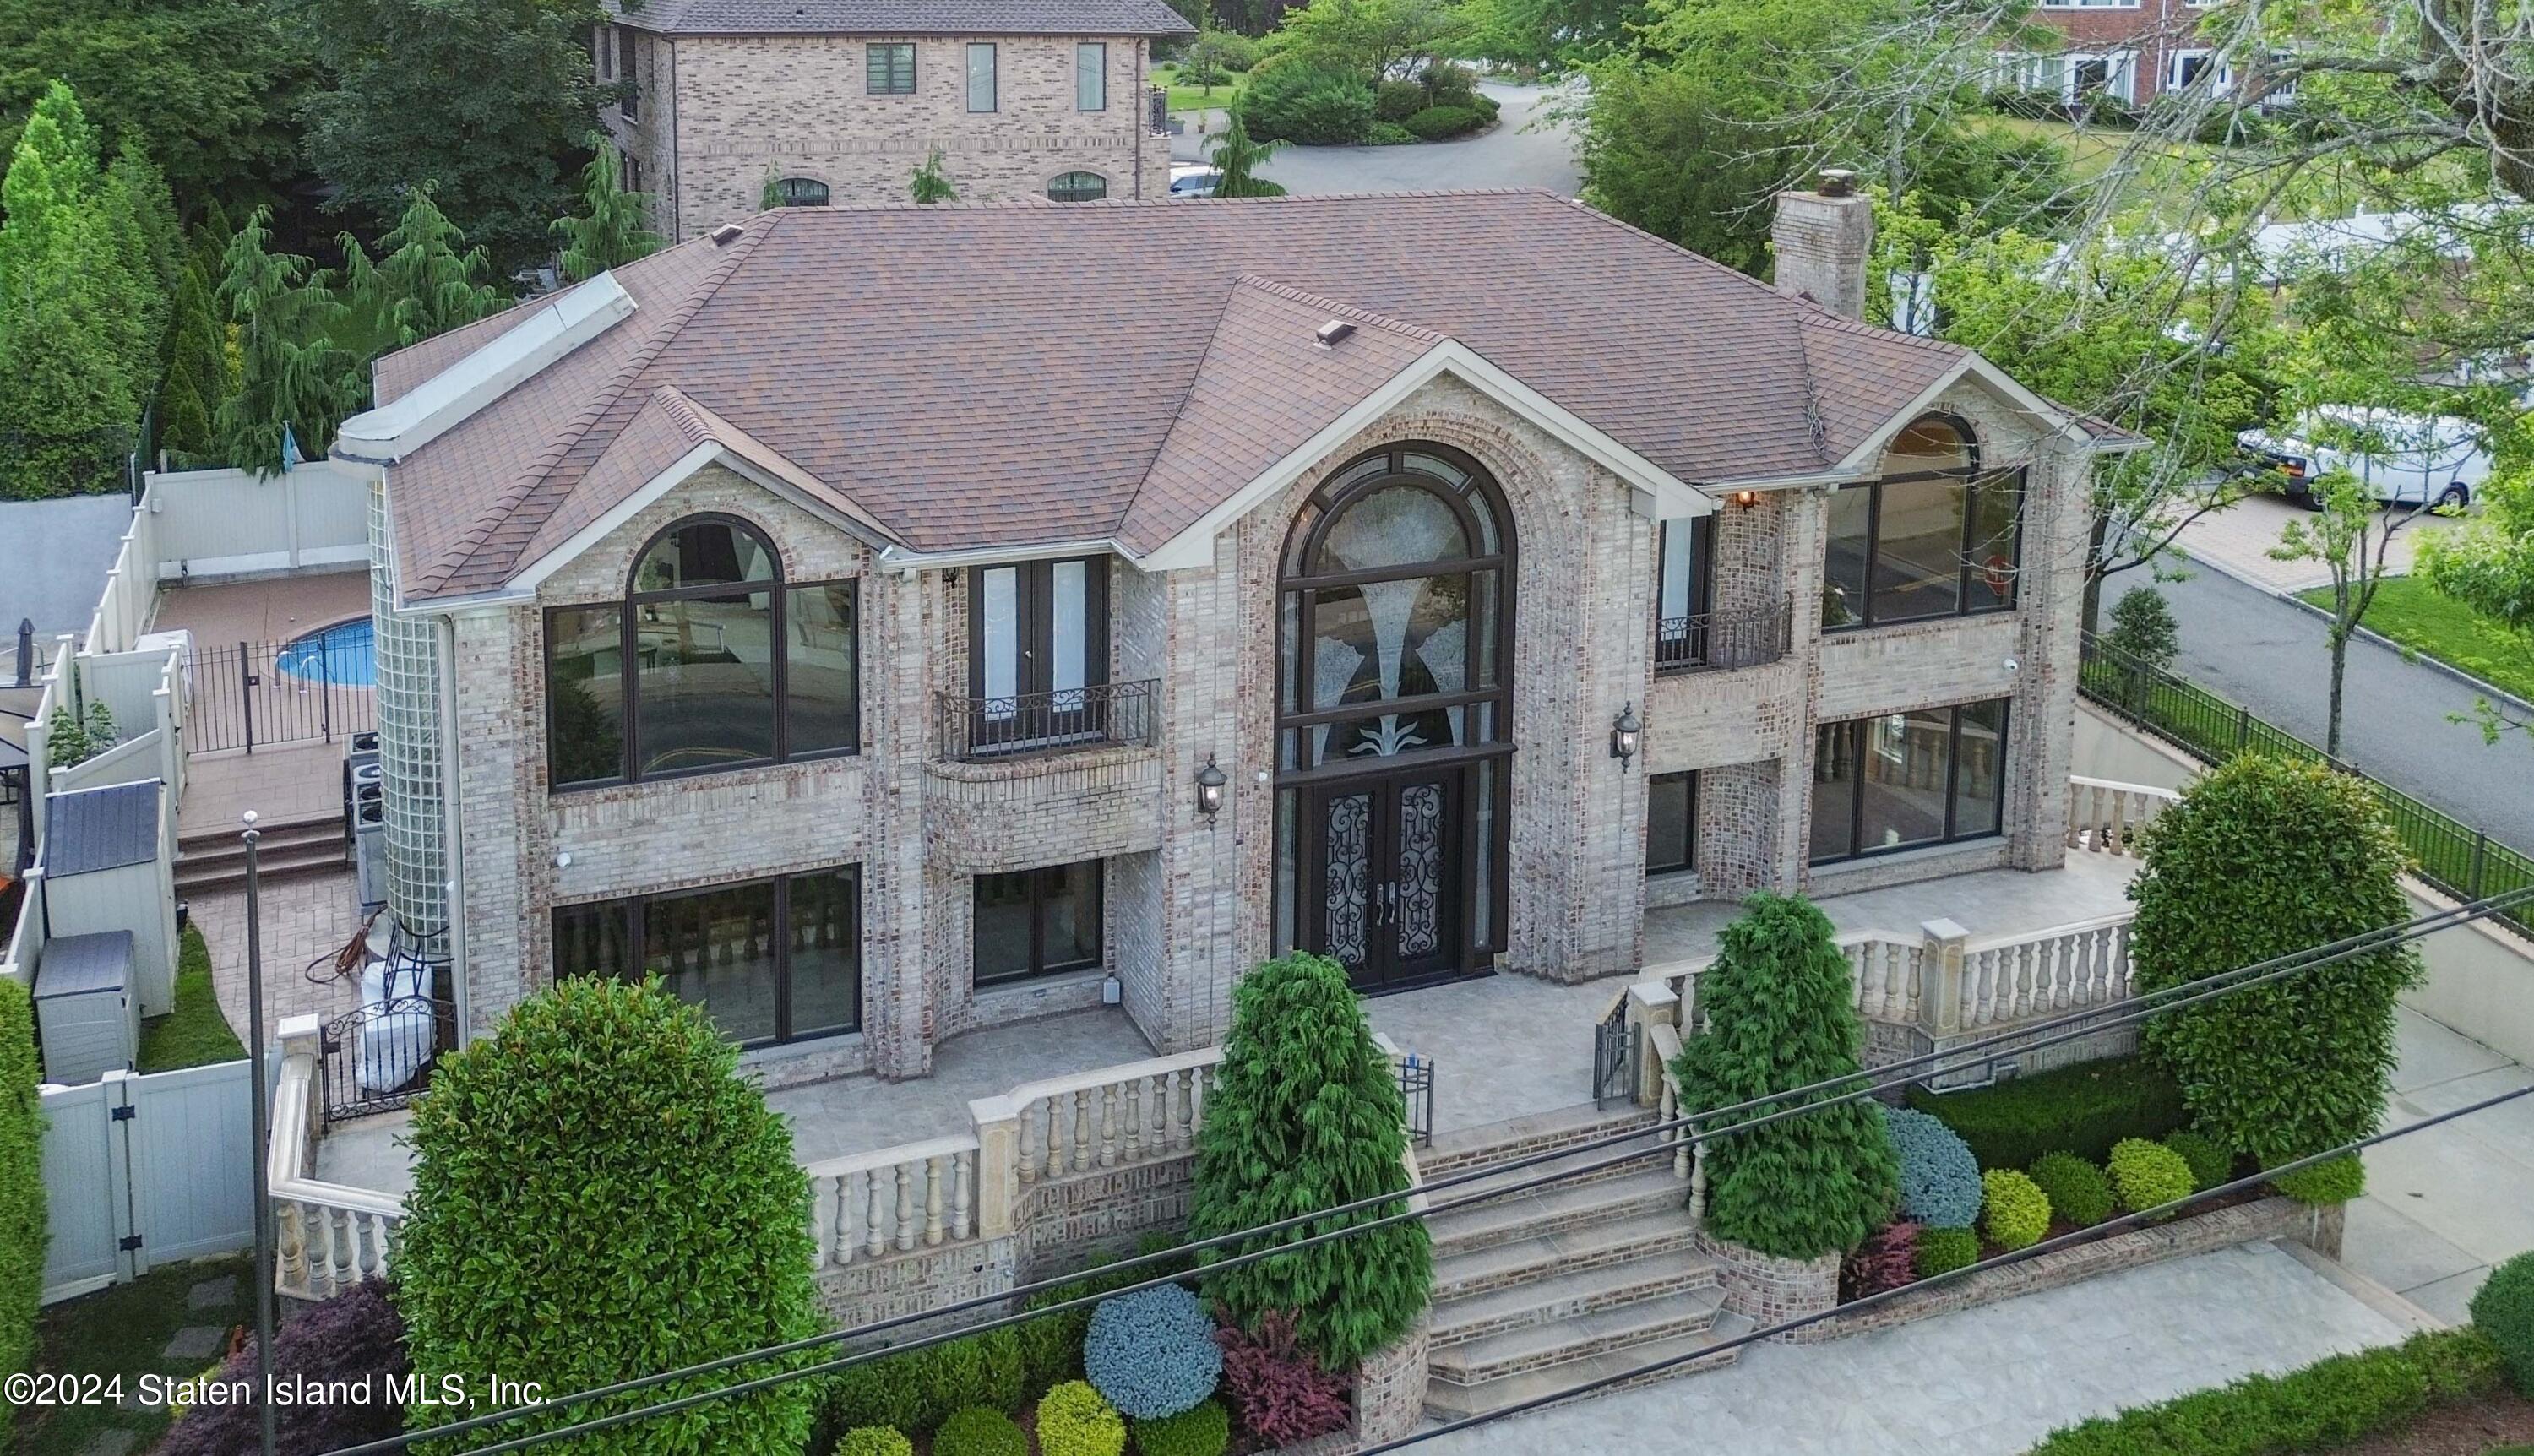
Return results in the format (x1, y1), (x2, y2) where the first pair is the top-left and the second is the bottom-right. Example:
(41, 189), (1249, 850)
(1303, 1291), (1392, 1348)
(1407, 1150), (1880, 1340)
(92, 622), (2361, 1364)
(545, 513), (859, 790)
(1653, 515), (1716, 668)
(1047, 171), (1107, 203)
(867, 42), (916, 95)
(1647, 769), (1697, 875)
(1075, 43), (1107, 110)
(1808, 698), (2010, 864)
(553, 865), (862, 1046)
(966, 42), (997, 112)
(967, 556), (1109, 750)
(974, 861), (1103, 986)
(771, 176), (830, 207)
(617, 28), (639, 118)
(1821, 415), (2024, 631)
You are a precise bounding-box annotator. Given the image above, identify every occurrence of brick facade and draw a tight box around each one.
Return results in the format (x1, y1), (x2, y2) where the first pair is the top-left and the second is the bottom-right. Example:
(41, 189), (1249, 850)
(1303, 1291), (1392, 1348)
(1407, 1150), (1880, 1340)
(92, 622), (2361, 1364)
(2004, 0), (2207, 103)
(599, 25), (1171, 241)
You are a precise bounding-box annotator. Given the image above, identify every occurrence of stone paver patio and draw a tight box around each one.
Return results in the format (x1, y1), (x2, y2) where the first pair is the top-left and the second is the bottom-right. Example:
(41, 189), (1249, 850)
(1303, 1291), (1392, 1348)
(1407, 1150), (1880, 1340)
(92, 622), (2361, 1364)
(1414, 1241), (2419, 1456)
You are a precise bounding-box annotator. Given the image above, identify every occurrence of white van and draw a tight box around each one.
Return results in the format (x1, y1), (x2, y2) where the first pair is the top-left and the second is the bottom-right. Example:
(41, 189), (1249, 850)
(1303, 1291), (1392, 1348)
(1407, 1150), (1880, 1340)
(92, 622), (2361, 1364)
(2238, 407), (2491, 509)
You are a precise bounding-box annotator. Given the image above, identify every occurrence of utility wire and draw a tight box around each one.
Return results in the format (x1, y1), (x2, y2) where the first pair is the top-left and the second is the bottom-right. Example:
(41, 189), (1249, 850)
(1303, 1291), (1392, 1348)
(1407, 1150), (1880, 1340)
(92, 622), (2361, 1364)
(326, 883), (2533, 1456)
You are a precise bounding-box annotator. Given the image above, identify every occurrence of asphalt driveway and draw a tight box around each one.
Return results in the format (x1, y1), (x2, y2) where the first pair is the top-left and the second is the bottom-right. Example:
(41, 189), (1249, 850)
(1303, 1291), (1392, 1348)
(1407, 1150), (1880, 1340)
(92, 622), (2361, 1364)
(1172, 80), (1582, 197)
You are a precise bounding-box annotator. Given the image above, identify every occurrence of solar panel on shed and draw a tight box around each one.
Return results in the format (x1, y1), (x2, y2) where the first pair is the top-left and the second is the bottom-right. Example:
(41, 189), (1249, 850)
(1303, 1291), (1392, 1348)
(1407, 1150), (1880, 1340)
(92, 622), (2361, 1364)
(43, 779), (160, 877)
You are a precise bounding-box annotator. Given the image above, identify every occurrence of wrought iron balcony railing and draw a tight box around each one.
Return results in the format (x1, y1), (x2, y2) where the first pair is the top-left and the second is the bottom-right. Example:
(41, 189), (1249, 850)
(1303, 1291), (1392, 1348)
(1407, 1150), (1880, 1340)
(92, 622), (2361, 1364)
(1148, 85), (1170, 135)
(937, 678), (1159, 761)
(1655, 595), (1794, 674)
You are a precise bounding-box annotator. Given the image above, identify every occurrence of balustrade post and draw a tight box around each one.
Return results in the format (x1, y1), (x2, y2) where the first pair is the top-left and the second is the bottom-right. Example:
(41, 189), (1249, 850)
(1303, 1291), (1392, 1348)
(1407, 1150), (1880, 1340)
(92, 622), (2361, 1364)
(1625, 982), (1679, 1109)
(971, 1096), (1020, 1240)
(863, 1173), (886, 1259)
(1919, 918), (1969, 1041)
(924, 1155), (948, 1246)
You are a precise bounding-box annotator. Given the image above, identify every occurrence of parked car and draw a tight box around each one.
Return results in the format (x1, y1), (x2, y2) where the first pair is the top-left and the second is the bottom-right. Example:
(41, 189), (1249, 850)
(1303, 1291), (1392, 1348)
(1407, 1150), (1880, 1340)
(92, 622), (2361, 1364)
(2237, 407), (2490, 509)
(1168, 166), (1221, 198)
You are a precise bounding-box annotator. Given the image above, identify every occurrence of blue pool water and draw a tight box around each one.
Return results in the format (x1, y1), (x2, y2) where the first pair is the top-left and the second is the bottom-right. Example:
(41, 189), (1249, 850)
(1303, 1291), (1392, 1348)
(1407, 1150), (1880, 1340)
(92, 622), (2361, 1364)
(275, 617), (378, 686)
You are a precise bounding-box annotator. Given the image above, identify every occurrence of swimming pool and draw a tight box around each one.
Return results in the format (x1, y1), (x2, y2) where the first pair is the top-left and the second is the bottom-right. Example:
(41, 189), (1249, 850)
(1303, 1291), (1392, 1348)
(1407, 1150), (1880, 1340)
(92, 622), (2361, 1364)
(275, 617), (378, 687)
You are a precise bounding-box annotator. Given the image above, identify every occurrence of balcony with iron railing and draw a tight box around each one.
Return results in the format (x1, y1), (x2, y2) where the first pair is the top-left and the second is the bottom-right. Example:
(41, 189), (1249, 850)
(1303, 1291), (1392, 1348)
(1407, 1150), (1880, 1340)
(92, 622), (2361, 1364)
(1148, 85), (1170, 136)
(1654, 595), (1794, 674)
(934, 678), (1159, 763)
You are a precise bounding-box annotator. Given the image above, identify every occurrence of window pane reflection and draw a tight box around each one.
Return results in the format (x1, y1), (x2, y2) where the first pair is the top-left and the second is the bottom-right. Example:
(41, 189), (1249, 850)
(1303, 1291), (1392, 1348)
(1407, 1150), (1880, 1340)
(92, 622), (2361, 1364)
(1953, 699), (2008, 837)
(642, 879), (780, 1045)
(547, 606), (624, 786)
(632, 593), (777, 775)
(1810, 722), (1858, 861)
(1824, 486), (1871, 629)
(1870, 475), (1966, 623)
(786, 584), (857, 756)
(1858, 709), (1951, 852)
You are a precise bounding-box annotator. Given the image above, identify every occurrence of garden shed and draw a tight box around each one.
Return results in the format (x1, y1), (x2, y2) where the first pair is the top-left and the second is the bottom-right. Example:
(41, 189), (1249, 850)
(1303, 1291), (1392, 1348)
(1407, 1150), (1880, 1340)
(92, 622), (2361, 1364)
(41, 779), (176, 1015)
(32, 929), (138, 1084)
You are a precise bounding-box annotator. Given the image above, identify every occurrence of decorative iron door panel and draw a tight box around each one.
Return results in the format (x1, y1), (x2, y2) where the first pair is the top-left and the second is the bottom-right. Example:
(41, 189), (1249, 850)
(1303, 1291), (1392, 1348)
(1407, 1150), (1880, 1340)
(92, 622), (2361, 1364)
(1303, 769), (1465, 991)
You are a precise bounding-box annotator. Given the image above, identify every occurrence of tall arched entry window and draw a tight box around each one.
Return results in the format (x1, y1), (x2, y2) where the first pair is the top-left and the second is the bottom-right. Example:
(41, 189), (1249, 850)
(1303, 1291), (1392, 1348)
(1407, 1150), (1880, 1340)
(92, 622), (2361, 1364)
(1272, 444), (1513, 992)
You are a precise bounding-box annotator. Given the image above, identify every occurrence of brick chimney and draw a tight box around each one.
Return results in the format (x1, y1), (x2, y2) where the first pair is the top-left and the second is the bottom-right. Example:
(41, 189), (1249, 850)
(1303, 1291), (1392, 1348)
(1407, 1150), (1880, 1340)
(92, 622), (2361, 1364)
(1771, 168), (1873, 321)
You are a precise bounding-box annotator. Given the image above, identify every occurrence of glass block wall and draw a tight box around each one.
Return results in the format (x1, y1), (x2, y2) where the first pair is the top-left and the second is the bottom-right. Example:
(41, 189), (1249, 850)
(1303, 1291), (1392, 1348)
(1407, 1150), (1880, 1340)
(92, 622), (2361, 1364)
(369, 479), (449, 937)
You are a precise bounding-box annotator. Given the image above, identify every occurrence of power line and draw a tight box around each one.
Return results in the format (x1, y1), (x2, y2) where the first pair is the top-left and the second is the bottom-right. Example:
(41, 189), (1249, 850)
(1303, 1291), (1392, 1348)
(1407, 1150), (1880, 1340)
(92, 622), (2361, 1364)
(326, 883), (2531, 1456)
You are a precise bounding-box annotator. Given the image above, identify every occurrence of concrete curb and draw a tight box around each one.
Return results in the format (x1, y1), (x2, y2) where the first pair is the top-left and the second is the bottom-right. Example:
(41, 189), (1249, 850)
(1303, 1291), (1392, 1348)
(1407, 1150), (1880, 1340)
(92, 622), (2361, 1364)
(2270, 1236), (2452, 1334)
(2275, 590), (2534, 725)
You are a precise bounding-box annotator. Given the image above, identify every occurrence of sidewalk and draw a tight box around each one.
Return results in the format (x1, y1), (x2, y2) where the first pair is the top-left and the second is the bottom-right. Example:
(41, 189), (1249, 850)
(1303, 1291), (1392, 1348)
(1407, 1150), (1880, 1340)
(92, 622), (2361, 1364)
(2347, 1007), (2534, 1323)
(2167, 493), (2460, 595)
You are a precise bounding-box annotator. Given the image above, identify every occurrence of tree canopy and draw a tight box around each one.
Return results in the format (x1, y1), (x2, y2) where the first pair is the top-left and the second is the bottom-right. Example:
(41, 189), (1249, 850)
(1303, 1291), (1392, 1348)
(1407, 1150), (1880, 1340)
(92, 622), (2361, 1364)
(556, 138), (663, 279)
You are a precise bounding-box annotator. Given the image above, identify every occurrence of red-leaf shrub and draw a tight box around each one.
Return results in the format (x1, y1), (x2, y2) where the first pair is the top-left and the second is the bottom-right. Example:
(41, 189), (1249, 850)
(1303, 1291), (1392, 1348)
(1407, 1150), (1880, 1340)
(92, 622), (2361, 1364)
(1213, 1312), (1350, 1447)
(1841, 1221), (1919, 1301)
(159, 1280), (408, 1455)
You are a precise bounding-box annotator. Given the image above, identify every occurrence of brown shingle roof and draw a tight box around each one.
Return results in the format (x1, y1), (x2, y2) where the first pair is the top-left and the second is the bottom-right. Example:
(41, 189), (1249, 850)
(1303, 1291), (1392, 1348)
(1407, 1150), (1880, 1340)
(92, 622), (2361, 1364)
(606, 0), (1193, 36)
(376, 192), (1982, 602)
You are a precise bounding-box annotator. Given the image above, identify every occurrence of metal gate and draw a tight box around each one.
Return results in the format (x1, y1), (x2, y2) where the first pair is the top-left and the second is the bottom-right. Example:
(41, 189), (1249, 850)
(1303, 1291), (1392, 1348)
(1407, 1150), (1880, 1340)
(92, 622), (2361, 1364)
(1592, 997), (1633, 1105)
(40, 1061), (257, 1304)
(186, 636), (377, 754)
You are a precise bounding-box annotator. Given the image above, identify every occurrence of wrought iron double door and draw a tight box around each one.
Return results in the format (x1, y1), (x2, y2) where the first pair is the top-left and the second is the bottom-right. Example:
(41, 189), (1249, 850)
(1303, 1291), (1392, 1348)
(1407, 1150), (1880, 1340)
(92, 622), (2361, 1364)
(1302, 766), (1466, 992)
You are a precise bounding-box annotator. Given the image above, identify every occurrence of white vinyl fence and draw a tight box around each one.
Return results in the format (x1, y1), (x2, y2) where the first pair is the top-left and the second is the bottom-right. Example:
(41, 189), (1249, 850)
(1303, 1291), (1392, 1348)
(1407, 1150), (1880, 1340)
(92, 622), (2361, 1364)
(41, 1060), (258, 1304)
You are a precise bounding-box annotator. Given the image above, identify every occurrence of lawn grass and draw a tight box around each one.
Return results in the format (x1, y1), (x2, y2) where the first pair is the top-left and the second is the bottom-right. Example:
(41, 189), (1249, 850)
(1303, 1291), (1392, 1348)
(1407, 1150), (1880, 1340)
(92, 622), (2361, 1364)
(2300, 575), (2534, 704)
(1151, 63), (1247, 114)
(14, 1252), (254, 1456)
(138, 926), (246, 1073)
(1982, 114), (2137, 183)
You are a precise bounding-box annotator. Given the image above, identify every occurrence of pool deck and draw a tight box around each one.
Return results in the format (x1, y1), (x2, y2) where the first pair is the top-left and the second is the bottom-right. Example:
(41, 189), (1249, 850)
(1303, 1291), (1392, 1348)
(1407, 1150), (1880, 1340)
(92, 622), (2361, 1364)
(159, 571), (373, 833)
(154, 570), (370, 649)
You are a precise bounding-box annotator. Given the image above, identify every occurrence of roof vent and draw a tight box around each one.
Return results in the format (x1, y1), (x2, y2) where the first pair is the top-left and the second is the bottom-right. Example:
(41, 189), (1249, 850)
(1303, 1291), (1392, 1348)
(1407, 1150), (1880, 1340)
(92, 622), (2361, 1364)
(711, 221), (747, 245)
(1314, 319), (1357, 348)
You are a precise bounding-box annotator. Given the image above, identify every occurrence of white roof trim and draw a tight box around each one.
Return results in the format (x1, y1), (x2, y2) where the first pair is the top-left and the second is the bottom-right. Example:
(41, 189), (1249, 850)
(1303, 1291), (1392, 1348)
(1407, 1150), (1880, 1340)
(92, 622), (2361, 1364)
(878, 538), (1122, 573)
(1137, 340), (1715, 573)
(1831, 353), (2130, 475)
(495, 441), (893, 600)
(334, 274), (637, 465)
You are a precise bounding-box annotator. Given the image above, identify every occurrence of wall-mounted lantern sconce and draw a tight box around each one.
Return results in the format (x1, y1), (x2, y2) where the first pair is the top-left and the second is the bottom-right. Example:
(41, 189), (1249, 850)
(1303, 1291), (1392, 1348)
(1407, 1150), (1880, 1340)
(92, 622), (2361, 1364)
(1610, 703), (1642, 766)
(1730, 490), (1759, 508)
(1195, 755), (1228, 820)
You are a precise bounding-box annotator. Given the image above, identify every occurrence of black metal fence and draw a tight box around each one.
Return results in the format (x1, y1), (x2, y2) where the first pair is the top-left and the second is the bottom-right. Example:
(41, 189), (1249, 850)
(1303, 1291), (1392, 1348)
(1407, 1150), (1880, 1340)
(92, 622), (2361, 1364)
(1395, 1053), (1434, 1148)
(937, 678), (1158, 761)
(2078, 634), (2534, 939)
(187, 637), (377, 754)
(1656, 595), (1795, 673)
(1592, 997), (1631, 1105)
(318, 995), (456, 1124)
(1148, 85), (1169, 135)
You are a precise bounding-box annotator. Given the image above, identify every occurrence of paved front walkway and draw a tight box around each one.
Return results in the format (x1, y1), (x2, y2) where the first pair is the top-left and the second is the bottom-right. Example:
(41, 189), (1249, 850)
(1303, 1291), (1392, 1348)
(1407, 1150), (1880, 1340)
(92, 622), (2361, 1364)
(190, 868), (369, 1041)
(1416, 1241), (2415, 1455)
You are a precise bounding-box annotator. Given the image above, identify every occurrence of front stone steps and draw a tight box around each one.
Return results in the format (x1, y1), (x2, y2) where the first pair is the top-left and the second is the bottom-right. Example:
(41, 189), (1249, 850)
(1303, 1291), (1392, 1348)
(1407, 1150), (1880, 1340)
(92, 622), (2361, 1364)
(1418, 1104), (1746, 1419)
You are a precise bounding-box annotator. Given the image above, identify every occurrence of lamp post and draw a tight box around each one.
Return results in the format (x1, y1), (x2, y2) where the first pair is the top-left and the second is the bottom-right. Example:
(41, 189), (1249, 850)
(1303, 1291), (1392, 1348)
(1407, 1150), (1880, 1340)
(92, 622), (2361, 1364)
(242, 811), (277, 1456)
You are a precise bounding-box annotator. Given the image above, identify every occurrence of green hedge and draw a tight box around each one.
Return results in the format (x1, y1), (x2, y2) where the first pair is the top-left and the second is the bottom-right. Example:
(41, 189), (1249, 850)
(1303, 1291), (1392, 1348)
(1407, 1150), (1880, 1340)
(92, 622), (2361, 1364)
(2025, 1328), (2503, 1455)
(1, 976), (44, 1429)
(1906, 1056), (2186, 1171)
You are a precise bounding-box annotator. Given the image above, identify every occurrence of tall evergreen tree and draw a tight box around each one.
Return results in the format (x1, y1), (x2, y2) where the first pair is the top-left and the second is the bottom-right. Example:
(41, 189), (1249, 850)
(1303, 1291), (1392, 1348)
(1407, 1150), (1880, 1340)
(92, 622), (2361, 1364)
(0, 102), (136, 497)
(1672, 893), (1900, 1260)
(553, 140), (662, 282)
(98, 144), (180, 399)
(157, 257), (229, 459)
(350, 187), (507, 348)
(213, 207), (349, 477)
(1188, 954), (1428, 1371)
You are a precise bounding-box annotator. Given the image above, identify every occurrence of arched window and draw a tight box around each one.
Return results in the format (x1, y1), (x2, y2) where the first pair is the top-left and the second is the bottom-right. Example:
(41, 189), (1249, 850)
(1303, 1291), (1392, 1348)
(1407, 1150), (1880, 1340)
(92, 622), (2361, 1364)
(1271, 444), (1513, 990)
(1047, 171), (1107, 203)
(771, 176), (829, 207)
(544, 513), (860, 787)
(1821, 413), (2021, 629)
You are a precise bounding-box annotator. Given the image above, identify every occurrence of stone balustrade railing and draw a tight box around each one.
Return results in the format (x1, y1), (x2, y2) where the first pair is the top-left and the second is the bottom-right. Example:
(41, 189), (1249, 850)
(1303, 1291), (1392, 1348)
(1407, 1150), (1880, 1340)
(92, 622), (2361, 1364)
(1005, 1050), (1220, 1187)
(270, 1015), (406, 1301)
(805, 1137), (982, 1269)
(2065, 775), (2180, 856)
(1958, 915), (2134, 1030)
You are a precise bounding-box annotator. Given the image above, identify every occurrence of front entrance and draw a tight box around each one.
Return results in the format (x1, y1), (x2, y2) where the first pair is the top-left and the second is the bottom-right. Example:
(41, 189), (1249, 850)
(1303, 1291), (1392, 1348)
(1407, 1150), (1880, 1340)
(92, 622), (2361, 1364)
(1302, 767), (1466, 991)
(1272, 443), (1513, 992)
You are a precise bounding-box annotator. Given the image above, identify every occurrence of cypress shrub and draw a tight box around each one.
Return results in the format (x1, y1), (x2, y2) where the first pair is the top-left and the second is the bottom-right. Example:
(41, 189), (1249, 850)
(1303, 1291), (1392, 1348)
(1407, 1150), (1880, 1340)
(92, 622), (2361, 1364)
(1912, 1226), (1980, 1279)
(2128, 755), (2420, 1171)
(935, 1407), (1027, 1456)
(1131, 1399), (1231, 1456)
(2107, 1138), (2194, 1219)
(2472, 1251), (2534, 1396)
(1083, 1285), (1221, 1419)
(395, 978), (819, 1454)
(1979, 1169), (2050, 1251)
(834, 1431), (913, 1456)
(1190, 953), (1427, 1371)
(1884, 1106), (1982, 1229)
(1672, 894), (1899, 1259)
(1032, 1381), (1126, 1456)
(0, 979), (43, 1432)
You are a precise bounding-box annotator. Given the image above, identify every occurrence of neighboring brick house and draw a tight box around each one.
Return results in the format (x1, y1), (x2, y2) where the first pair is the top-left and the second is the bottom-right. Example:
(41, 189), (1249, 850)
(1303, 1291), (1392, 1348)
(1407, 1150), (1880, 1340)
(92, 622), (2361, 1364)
(1999, 0), (2223, 105)
(596, 0), (1189, 240)
(331, 186), (2141, 1090)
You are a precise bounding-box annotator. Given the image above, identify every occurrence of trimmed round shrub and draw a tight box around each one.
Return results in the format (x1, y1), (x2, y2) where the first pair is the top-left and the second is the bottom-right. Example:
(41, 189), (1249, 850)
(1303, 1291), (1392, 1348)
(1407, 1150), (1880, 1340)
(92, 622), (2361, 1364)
(1913, 1226), (1980, 1279)
(2107, 1138), (2195, 1219)
(1980, 1169), (2050, 1251)
(1035, 1381), (1125, 1456)
(2164, 1131), (2232, 1193)
(1884, 1106), (1983, 1229)
(1237, 62), (1373, 145)
(934, 1406), (1027, 1456)
(1131, 1398), (1231, 1456)
(1420, 61), (1479, 106)
(2471, 1251), (2534, 1396)
(1401, 106), (1480, 141)
(1084, 1284), (1221, 1419)
(2026, 1152), (2115, 1227)
(159, 1280), (407, 1456)
(395, 977), (818, 1455)
(1366, 122), (1417, 145)
(1373, 79), (1427, 122)
(834, 1429), (914, 1456)
(2271, 1154), (2366, 1206)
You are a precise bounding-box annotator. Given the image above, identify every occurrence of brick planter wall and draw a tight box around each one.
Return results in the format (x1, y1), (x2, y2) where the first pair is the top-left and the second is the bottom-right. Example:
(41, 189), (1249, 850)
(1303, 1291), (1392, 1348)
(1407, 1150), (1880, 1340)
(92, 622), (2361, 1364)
(1275, 1320), (1433, 1456)
(1694, 1231), (1841, 1340)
